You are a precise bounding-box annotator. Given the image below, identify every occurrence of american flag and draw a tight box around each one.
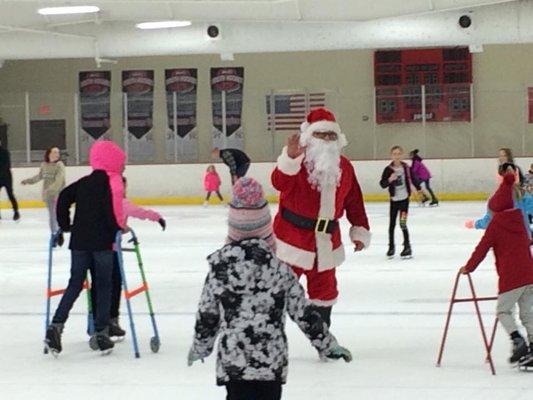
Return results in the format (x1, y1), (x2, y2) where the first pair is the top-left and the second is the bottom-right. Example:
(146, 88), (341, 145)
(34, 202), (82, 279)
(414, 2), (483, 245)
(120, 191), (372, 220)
(266, 92), (326, 132)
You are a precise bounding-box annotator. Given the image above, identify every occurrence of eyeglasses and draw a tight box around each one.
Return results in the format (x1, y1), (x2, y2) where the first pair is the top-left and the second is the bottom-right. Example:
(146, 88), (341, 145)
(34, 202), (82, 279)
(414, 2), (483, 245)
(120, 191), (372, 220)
(312, 131), (338, 141)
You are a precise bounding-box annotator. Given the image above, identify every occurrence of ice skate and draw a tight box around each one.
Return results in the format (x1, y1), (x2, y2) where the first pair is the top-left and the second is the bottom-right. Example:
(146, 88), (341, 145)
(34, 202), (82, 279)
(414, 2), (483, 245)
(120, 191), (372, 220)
(13, 211), (20, 221)
(96, 329), (115, 355)
(400, 244), (412, 259)
(429, 200), (439, 207)
(109, 318), (126, 341)
(386, 244), (395, 259)
(44, 323), (63, 357)
(509, 336), (528, 364)
(517, 345), (533, 371)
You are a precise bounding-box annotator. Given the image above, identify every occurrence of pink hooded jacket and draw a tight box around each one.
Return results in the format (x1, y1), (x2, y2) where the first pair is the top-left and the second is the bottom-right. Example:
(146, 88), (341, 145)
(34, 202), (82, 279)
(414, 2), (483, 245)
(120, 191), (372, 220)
(204, 170), (221, 192)
(123, 199), (162, 223)
(89, 141), (126, 229)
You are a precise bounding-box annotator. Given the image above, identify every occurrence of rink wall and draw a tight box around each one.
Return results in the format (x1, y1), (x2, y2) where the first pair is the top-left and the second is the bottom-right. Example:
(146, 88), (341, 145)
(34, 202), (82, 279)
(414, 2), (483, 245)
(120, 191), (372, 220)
(2, 156), (531, 209)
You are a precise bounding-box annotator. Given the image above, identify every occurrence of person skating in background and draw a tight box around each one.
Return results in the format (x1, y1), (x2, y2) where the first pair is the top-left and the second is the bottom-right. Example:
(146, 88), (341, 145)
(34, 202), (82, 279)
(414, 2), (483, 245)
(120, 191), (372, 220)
(211, 147), (251, 185)
(45, 141), (126, 356)
(90, 176), (166, 341)
(203, 164), (223, 206)
(526, 163), (533, 225)
(188, 177), (352, 400)
(465, 163), (532, 239)
(460, 172), (533, 367)
(498, 147), (525, 186)
(21, 147), (65, 243)
(271, 108), (370, 329)
(409, 149), (438, 206)
(380, 145), (415, 259)
(0, 139), (20, 221)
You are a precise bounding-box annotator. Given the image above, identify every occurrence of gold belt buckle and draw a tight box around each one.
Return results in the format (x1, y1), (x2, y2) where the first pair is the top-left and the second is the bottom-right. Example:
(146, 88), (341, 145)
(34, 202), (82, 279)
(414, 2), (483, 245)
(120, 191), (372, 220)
(315, 217), (328, 233)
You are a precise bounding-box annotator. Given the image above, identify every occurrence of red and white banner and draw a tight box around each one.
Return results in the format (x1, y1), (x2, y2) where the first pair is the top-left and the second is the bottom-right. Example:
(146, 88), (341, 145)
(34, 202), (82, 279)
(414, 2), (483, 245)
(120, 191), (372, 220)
(122, 70), (155, 162)
(165, 68), (198, 161)
(210, 67), (244, 150)
(78, 71), (112, 162)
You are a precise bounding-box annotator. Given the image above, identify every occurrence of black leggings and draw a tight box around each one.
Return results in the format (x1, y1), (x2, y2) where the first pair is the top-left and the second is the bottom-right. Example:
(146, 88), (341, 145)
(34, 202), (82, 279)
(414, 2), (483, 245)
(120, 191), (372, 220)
(420, 179), (438, 202)
(0, 181), (19, 212)
(389, 199), (410, 247)
(226, 381), (282, 400)
(91, 252), (122, 320)
(205, 191), (224, 201)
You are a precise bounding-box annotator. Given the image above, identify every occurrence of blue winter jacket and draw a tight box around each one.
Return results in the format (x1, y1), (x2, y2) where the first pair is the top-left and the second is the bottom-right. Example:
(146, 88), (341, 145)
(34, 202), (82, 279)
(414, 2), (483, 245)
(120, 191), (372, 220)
(474, 192), (533, 238)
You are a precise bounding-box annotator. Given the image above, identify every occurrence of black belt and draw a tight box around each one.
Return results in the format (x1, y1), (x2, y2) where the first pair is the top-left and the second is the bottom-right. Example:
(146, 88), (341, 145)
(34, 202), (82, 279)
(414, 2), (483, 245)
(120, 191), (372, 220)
(281, 208), (338, 234)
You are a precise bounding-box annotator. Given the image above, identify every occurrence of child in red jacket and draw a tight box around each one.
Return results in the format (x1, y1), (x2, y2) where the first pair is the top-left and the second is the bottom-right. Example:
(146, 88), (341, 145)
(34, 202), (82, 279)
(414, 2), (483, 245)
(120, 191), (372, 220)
(460, 172), (533, 366)
(203, 165), (223, 206)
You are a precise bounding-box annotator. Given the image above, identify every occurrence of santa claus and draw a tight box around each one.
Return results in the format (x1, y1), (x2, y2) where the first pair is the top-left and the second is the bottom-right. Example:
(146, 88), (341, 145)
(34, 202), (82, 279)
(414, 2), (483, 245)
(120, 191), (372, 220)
(271, 107), (371, 327)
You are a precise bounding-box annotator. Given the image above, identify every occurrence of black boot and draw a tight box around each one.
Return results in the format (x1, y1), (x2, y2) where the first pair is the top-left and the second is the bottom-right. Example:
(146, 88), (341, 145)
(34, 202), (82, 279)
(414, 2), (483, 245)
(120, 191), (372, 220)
(45, 323), (64, 355)
(96, 328), (115, 353)
(386, 244), (395, 258)
(13, 211), (20, 221)
(109, 318), (126, 338)
(400, 243), (412, 259)
(509, 334), (528, 364)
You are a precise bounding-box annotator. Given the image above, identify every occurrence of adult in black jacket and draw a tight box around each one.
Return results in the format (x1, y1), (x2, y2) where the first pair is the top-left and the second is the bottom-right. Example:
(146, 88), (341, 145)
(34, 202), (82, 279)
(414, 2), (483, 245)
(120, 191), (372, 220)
(0, 140), (20, 220)
(212, 147), (250, 184)
(45, 141), (126, 355)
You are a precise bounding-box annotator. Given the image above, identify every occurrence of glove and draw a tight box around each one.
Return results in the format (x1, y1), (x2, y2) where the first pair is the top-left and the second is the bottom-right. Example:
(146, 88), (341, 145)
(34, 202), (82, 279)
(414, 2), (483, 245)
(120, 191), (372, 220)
(52, 232), (64, 247)
(187, 348), (204, 366)
(464, 220), (474, 229)
(158, 218), (166, 231)
(325, 345), (352, 363)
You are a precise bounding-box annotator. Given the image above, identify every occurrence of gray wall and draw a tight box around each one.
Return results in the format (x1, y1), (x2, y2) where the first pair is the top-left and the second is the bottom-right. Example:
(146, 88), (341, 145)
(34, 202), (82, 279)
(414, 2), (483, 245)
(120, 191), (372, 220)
(0, 44), (531, 165)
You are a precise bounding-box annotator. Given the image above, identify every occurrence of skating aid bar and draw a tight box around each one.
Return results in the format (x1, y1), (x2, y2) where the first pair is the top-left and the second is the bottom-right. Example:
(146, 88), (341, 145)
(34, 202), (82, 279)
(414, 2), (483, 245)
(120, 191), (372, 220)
(46, 281), (90, 298)
(124, 283), (148, 300)
(436, 271), (498, 375)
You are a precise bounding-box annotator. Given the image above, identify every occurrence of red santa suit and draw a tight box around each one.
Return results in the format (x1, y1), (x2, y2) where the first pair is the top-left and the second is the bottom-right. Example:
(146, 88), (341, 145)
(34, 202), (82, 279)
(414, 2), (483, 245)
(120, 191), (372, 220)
(271, 109), (371, 306)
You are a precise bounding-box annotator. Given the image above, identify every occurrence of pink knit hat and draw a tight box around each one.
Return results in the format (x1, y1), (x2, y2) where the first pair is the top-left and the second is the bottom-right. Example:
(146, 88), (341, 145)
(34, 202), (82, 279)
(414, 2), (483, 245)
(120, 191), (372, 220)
(227, 177), (275, 249)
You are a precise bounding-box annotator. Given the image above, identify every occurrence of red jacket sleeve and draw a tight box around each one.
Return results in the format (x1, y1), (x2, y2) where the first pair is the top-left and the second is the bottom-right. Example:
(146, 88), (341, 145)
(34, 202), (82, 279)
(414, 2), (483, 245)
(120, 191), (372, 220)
(344, 163), (371, 248)
(271, 147), (304, 193)
(464, 224), (494, 273)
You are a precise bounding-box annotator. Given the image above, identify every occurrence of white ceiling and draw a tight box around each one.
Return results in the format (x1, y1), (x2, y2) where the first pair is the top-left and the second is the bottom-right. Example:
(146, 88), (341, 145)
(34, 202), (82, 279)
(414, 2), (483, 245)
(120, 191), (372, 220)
(0, 0), (529, 62)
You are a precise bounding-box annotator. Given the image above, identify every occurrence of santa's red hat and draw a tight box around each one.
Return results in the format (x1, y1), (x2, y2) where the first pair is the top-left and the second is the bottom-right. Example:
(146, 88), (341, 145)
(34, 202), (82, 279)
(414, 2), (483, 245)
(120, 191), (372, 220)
(488, 172), (515, 212)
(299, 107), (346, 147)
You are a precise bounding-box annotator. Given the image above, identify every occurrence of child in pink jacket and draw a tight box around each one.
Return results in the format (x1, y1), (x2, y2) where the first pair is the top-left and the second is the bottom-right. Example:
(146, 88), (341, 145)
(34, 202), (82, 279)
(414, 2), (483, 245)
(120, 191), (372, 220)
(204, 165), (224, 206)
(90, 176), (166, 339)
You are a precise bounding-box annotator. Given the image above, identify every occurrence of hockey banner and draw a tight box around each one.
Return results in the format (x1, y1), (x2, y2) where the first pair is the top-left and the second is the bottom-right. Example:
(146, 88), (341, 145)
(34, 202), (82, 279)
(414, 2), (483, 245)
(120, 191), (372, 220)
(78, 71), (112, 162)
(122, 70), (155, 162)
(210, 67), (244, 150)
(165, 68), (198, 162)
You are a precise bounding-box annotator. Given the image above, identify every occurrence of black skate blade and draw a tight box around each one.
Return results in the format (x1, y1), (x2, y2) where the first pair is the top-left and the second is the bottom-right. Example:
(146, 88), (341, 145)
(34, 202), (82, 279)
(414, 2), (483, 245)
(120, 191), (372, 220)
(387, 256), (394, 260)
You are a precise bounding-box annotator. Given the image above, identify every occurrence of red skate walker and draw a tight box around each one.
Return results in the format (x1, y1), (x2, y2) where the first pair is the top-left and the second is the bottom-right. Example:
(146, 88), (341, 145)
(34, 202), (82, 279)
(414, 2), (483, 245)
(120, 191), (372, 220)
(436, 271), (499, 375)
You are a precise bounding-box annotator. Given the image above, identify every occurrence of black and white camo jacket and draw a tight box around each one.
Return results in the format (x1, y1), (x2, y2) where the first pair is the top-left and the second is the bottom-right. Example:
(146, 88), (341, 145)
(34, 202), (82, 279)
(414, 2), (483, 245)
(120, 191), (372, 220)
(190, 238), (338, 385)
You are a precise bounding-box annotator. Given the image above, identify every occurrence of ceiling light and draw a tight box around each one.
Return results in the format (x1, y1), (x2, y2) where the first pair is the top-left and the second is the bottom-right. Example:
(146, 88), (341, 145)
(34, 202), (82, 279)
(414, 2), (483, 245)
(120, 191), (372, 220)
(38, 6), (100, 15)
(136, 21), (192, 30)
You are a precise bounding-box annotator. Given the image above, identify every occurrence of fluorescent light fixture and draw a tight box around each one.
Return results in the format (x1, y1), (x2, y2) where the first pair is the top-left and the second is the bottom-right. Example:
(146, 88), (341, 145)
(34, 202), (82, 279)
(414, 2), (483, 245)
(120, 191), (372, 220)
(38, 6), (100, 15)
(136, 20), (192, 30)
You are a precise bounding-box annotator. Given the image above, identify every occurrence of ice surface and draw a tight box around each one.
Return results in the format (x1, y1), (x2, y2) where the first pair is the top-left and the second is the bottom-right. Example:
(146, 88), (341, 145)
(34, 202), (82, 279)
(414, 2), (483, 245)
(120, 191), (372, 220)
(1, 202), (532, 400)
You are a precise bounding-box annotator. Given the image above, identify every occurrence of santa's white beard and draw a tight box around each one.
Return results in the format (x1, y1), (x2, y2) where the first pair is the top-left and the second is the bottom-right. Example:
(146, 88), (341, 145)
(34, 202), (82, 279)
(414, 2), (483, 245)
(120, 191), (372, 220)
(304, 137), (343, 191)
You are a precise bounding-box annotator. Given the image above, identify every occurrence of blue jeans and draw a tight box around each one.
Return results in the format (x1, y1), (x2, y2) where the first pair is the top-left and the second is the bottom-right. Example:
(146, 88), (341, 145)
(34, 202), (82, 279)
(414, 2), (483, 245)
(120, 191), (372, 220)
(53, 250), (113, 332)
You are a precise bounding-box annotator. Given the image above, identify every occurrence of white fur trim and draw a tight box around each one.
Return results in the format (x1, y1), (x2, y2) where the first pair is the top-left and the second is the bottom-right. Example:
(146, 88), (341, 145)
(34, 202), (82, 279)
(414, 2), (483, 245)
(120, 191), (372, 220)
(350, 226), (371, 249)
(310, 298), (337, 307)
(277, 146), (304, 176)
(304, 120), (341, 135)
(276, 238), (315, 270)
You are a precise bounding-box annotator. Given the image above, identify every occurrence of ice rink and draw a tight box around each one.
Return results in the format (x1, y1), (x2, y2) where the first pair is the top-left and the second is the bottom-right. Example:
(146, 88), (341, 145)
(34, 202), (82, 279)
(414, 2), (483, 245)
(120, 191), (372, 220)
(1, 201), (532, 400)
